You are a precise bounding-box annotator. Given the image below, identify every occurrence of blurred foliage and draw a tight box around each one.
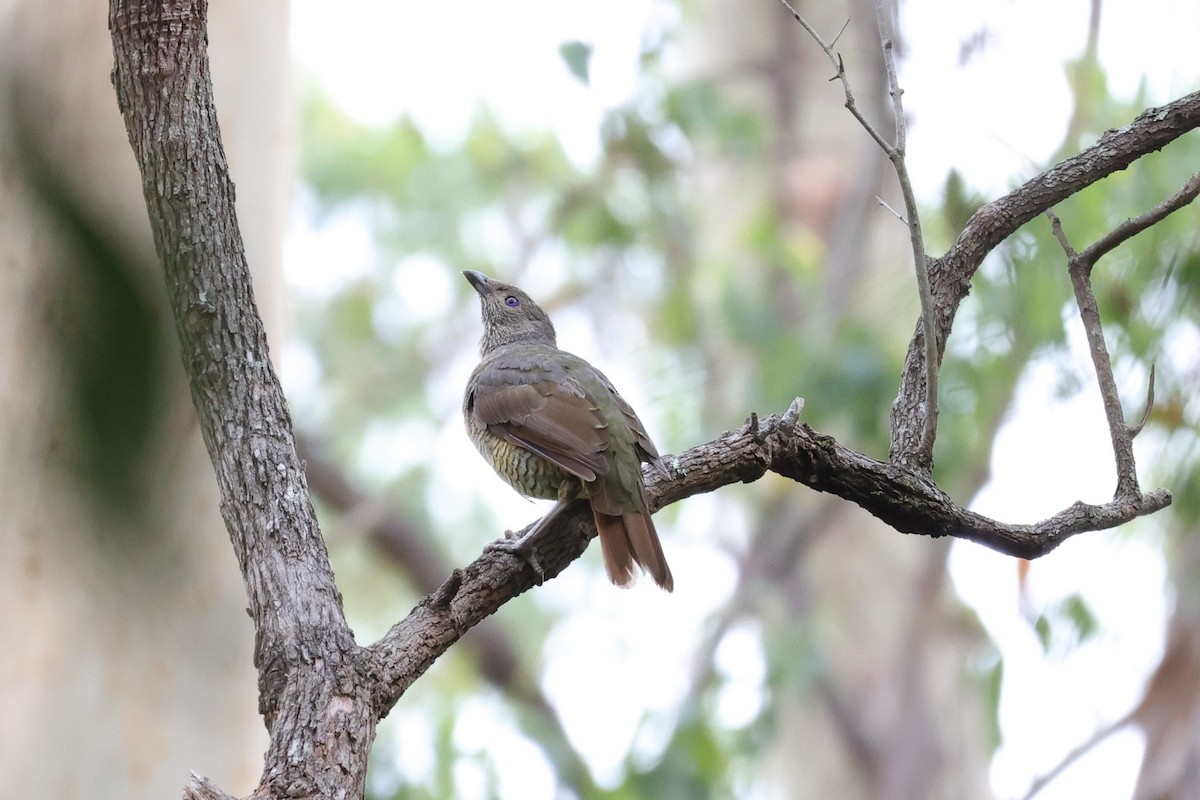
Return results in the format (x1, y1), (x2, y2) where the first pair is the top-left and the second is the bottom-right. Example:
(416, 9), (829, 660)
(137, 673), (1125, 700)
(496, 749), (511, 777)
(17, 135), (169, 523)
(1033, 593), (1100, 655)
(287, 6), (1200, 798)
(559, 41), (593, 86)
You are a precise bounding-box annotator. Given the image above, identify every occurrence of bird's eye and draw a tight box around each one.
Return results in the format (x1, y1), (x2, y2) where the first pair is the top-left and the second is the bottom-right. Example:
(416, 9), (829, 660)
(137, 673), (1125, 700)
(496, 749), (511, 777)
(504, 295), (520, 308)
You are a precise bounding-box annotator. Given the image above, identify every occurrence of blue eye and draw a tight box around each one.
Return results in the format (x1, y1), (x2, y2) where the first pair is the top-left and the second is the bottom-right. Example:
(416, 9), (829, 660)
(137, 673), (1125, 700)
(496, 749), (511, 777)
(504, 296), (520, 308)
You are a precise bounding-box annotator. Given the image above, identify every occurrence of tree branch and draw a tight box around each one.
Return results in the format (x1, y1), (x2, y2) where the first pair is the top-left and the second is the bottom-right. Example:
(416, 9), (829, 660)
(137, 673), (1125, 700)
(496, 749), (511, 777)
(1082, 170), (1200, 263)
(890, 90), (1200, 464)
(1046, 171), (1200, 498)
(873, 0), (939, 471)
(773, 3), (886, 149)
(183, 773), (237, 800)
(367, 399), (1171, 709)
(778, 0), (940, 471)
(777, 7), (1200, 474)
(1047, 208), (1140, 496)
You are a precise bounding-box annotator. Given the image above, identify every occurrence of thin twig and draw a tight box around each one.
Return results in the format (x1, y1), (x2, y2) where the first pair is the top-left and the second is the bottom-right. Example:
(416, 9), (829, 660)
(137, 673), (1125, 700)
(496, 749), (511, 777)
(1043, 171), (1200, 495)
(829, 15), (853, 49)
(876, 195), (907, 224)
(1046, 209), (1139, 498)
(875, 1), (906, 154)
(1045, 209), (1077, 257)
(778, 0), (939, 471)
(1081, 170), (1200, 265)
(774, 0), (891, 151)
(1019, 710), (1134, 800)
(871, 0), (938, 470)
(1130, 363), (1156, 438)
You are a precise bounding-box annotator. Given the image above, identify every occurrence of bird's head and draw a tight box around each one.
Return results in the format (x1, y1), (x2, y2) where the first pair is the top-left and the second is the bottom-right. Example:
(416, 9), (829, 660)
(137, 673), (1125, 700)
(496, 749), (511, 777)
(463, 270), (558, 353)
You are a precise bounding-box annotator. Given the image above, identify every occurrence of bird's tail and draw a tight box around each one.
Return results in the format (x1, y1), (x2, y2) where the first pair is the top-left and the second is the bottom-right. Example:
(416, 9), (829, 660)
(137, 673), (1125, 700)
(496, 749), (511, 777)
(593, 509), (673, 592)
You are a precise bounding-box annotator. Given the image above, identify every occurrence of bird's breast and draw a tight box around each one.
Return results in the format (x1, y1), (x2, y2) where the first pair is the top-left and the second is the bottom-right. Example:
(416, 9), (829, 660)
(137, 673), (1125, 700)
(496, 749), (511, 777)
(471, 426), (576, 500)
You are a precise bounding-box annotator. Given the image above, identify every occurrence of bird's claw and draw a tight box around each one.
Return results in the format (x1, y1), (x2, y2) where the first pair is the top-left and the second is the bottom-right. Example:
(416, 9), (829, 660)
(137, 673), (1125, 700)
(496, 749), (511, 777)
(485, 536), (547, 584)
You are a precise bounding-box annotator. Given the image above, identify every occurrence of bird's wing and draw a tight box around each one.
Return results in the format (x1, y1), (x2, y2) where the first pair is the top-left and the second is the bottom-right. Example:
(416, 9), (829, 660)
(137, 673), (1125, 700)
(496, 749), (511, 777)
(471, 365), (610, 482)
(598, 373), (661, 461)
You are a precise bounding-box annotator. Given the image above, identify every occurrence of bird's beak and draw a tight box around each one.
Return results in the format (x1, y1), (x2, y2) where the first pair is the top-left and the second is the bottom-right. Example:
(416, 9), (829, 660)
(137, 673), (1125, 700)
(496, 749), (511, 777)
(463, 270), (492, 296)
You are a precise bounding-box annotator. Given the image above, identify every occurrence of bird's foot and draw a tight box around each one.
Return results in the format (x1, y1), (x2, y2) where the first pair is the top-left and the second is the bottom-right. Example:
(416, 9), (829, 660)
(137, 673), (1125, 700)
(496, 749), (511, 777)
(485, 534), (547, 584)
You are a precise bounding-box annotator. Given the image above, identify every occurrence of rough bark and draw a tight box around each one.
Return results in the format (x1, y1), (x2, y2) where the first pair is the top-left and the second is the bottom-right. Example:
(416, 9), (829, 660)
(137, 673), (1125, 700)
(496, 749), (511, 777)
(889, 91), (1200, 465)
(110, 1), (371, 796)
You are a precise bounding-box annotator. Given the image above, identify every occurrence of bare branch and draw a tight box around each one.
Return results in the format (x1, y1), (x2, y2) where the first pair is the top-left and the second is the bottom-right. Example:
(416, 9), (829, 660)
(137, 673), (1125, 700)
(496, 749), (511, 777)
(1070, 296), (1134, 469)
(367, 402), (1173, 709)
(781, 0), (939, 470)
(1019, 711), (1134, 800)
(1083, 170), (1200, 264)
(1051, 209), (1142, 496)
(876, 195), (907, 223)
(1045, 208), (1078, 258)
(871, 0), (940, 470)
(184, 774), (237, 800)
(775, 0), (892, 151)
(875, 3), (905, 154)
(890, 91), (1200, 466)
(829, 14), (853, 49)
(1044, 171), (1200, 497)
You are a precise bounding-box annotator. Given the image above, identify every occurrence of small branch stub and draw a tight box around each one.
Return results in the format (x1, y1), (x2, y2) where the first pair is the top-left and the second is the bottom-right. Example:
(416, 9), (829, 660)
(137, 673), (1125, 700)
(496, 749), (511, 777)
(1130, 364), (1156, 439)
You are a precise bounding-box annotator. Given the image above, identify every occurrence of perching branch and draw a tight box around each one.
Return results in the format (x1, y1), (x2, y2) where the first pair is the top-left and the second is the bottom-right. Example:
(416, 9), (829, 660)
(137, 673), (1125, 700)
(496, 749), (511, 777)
(370, 397), (1172, 704)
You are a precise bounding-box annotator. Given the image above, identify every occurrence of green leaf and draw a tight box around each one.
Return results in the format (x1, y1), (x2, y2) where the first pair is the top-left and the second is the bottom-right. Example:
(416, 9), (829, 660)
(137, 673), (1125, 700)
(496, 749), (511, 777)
(559, 40), (592, 86)
(1061, 593), (1099, 644)
(1034, 614), (1052, 653)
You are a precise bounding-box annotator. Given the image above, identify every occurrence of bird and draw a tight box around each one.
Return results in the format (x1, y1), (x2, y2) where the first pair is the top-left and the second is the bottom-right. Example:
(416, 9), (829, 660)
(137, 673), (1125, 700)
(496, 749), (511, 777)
(462, 270), (673, 591)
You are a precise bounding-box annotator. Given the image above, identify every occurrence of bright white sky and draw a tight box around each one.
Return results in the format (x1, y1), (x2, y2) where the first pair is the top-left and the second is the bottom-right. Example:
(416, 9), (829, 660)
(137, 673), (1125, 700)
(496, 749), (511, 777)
(289, 1), (1200, 798)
